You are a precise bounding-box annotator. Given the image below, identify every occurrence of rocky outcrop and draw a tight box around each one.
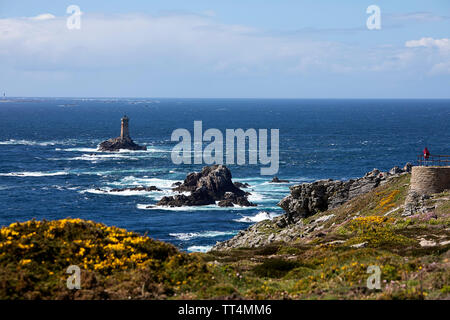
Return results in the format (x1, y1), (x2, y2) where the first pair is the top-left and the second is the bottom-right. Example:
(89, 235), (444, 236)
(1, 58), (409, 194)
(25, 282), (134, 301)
(403, 191), (433, 216)
(98, 116), (146, 151)
(271, 177), (290, 183)
(234, 182), (250, 189)
(98, 137), (146, 152)
(157, 165), (256, 207)
(109, 186), (162, 193)
(213, 215), (302, 250)
(218, 192), (257, 207)
(213, 164), (417, 251)
(278, 165), (411, 222)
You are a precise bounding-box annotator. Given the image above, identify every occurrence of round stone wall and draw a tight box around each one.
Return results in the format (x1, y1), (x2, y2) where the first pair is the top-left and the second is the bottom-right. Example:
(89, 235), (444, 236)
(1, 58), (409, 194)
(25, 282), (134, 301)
(410, 166), (450, 195)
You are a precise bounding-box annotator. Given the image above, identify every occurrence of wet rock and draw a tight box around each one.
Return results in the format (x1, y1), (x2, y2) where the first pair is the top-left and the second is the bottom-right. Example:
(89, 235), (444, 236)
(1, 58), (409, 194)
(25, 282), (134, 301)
(157, 165), (256, 207)
(234, 182), (250, 189)
(279, 165), (410, 221)
(110, 186), (161, 192)
(271, 176), (290, 183)
(98, 137), (146, 151)
(98, 116), (146, 151)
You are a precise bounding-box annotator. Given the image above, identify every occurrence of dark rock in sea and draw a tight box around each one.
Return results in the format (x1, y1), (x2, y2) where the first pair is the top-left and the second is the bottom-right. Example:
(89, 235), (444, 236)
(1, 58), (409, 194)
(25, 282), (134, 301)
(98, 116), (146, 151)
(157, 165), (256, 207)
(218, 192), (257, 207)
(171, 182), (182, 187)
(271, 176), (290, 183)
(234, 182), (250, 188)
(109, 186), (161, 193)
(98, 137), (146, 152)
(278, 164), (411, 223)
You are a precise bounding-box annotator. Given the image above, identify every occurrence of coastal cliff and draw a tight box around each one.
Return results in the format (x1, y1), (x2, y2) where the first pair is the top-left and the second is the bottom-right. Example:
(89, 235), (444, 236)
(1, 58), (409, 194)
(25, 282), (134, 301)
(213, 163), (449, 250)
(1, 165), (448, 300)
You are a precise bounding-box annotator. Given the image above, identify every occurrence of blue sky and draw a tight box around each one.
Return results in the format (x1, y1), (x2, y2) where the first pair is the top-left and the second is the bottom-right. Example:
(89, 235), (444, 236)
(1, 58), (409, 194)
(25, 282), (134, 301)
(0, 0), (449, 98)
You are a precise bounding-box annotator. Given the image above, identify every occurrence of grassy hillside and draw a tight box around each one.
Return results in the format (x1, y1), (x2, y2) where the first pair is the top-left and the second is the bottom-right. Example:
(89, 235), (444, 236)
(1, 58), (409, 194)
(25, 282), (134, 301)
(0, 174), (449, 299)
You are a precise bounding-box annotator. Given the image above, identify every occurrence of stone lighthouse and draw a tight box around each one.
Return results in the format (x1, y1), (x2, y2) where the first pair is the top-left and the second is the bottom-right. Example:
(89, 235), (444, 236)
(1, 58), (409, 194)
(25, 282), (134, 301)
(98, 116), (146, 151)
(121, 115), (130, 140)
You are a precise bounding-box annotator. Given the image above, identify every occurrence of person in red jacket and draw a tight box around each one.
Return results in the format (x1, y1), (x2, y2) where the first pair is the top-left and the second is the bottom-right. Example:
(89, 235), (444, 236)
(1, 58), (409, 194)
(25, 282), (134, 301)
(423, 147), (430, 165)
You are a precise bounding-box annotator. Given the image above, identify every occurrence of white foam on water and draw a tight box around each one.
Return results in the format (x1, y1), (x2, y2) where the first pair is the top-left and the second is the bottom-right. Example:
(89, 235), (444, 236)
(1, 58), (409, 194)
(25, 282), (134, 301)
(0, 171), (69, 177)
(119, 176), (179, 189)
(138, 203), (264, 211)
(234, 211), (281, 223)
(59, 147), (98, 152)
(247, 192), (266, 202)
(80, 187), (162, 197)
(67, 153), (138, 161)
(187, 245), (212, 253)
(136, 204), (152, 210)
(0, 139), (72, 146)
(79, 188), (111, 195)
(108, 189), (162, 196)
(136, 204), (220, 211)
(117, 147), (169, 153)
(170, 230), (238, 241)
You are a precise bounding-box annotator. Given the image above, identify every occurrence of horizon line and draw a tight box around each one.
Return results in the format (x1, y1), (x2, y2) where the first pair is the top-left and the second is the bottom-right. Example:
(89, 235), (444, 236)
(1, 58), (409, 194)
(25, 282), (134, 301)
(2, 96), (450, 100)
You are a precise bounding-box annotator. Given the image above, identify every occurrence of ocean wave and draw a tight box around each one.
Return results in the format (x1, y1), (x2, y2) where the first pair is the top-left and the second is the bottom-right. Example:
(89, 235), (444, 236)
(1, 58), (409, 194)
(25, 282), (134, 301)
(57, 147), (98, 152)
(234, 211), (281, 223)
(0, 139), (73, 146)
(137, 203), (260, 211)
(119, 176), (179, 189)
(187, 245), (212, 253)
(170, 230), (238, 241)
(117, 147), (169, 153)
(67, 154), (138, 161)
(0, 171), (69, 177)
(137, 204), (220, 211)
(80, 187), (162, 197)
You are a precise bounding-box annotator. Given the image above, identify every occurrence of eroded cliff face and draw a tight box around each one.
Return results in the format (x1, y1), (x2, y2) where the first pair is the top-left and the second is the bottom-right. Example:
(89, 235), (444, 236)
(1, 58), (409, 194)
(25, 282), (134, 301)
(279, 164), (412, 223)
(213, 164), (416, 251)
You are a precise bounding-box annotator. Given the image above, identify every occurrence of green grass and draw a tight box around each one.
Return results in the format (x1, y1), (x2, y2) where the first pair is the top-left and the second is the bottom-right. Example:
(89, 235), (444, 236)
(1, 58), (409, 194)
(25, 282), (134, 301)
(0, 173), (449, 300)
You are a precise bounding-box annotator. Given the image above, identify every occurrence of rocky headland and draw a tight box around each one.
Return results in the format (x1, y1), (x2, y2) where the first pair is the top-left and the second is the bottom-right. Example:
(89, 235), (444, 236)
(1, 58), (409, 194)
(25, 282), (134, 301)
(213, 162), (450, 250)
(279, 163), (412, 223)
(156, 165), (256, 208)
(1, 163), (449, 300)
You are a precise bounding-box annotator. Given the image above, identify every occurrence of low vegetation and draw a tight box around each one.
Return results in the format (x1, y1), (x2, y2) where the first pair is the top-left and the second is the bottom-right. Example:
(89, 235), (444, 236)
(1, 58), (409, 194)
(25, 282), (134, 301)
(0, 174), (449, 299)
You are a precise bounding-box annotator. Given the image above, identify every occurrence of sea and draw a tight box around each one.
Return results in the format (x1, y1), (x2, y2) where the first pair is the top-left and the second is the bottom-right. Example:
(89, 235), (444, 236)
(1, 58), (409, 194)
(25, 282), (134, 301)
(0, 98), (449, 252)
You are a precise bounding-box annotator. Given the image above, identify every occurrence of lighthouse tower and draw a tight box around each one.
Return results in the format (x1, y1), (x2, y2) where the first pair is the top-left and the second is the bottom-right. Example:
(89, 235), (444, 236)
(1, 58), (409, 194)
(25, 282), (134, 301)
(120, 115), (130, 140)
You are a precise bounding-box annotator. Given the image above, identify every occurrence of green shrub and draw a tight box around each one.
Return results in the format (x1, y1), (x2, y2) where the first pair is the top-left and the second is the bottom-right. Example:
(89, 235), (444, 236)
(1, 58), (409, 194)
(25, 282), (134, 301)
(252, 259), (299, 278)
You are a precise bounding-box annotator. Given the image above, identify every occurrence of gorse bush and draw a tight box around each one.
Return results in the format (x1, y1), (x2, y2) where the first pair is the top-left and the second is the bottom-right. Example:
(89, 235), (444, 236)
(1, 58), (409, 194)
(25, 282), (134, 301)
(344, 216), (415, 248)
(0, 219), (214, 299)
